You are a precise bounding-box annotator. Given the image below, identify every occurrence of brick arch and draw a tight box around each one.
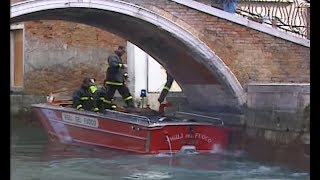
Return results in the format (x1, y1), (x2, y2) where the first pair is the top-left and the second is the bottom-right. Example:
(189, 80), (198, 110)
(11, 0), (245, 112)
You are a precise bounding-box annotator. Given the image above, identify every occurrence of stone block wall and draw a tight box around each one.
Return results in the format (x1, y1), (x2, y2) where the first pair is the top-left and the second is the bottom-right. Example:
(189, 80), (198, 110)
(245, 83), (310, 131)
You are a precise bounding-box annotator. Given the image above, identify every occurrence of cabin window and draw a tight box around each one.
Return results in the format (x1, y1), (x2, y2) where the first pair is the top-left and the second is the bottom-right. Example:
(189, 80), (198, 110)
(10, 25), (24, 91)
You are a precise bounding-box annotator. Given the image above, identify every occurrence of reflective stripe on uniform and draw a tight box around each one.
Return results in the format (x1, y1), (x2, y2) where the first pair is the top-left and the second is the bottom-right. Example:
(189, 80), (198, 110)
(99, 97), (112, 104)
(163, 86), (170, 91)
(76, 104), (83, 109)
(106, 81), (123, 86)
(119, 63), (123, 68)
(80, 97), (89, 100)
(94, 107), (99, 112)
(124, 96), (133, 101)
(90, 85), (97, 93)
(111, 105), (117, 109)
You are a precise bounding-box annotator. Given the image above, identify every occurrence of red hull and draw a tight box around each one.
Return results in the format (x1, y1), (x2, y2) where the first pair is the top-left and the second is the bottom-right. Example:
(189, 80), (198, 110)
(32, 103), (231, 154)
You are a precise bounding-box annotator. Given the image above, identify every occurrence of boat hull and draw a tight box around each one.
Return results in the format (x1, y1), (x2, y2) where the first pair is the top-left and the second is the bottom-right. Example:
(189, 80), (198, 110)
(32, 103), (231, 154)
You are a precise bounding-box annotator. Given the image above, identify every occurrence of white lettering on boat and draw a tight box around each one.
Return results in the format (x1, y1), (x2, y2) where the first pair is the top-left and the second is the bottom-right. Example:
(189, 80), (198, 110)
(184, 134), (193, 138)
(195, 133), (212, 143)
(168, 133), (212, 143)
(62, 113), (99, 128)
(169, 133), (183, 141)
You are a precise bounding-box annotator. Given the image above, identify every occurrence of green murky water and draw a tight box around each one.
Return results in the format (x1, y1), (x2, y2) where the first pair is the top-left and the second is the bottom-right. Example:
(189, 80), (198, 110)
(11, 117), (310, 180)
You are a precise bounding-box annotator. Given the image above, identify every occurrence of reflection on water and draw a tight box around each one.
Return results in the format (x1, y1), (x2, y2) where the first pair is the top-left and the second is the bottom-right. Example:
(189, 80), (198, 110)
(11, 120), (310, 180)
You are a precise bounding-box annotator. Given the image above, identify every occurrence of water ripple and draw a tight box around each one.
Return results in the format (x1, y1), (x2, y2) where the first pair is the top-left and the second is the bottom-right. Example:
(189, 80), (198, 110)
(10, 126), (310, 180)
(124, 171), (172, 180)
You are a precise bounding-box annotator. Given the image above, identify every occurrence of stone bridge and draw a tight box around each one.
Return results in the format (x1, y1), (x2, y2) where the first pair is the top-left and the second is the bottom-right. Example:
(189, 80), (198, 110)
(11, 0), (310, 115)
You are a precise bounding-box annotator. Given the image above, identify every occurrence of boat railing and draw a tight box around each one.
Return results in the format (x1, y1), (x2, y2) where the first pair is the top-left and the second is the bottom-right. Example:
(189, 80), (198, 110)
(174, 111), (224, 126)
(104, 109), (151, 125)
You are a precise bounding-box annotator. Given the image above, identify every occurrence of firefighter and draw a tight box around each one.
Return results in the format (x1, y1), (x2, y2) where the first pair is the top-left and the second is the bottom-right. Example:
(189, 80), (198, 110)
(104, 45), (135, 109)
(93, 79), (117, 113)
(158, 71), (174, 103)
(72, 77), (99, 112)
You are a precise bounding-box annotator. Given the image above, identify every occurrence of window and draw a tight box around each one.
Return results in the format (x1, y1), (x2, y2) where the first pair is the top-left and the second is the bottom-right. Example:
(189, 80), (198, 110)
(10, 24), (24, 91)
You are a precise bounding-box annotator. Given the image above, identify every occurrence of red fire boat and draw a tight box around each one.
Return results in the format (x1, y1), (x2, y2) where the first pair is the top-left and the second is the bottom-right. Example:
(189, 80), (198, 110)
(31, 90), (231, 154)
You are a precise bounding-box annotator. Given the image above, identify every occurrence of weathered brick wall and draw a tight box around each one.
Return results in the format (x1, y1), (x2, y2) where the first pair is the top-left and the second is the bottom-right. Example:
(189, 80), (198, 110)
(23, 20), (126, 95)
(121, 0), (309, 84)
(11, 0), (126, 96)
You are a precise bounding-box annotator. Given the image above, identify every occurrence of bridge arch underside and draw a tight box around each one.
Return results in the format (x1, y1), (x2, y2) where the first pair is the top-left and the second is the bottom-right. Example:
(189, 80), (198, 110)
(11, 7), (244, 113)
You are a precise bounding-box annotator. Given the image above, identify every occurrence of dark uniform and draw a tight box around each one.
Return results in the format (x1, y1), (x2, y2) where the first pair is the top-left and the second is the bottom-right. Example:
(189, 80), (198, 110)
(93, 86), (117, 113)
(158, 72), (174, 103)
(105, 52), (135, 108)
(72, 78), (98, 112)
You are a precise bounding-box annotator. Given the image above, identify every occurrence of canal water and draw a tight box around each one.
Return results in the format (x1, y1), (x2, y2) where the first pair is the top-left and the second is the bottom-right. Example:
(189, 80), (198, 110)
(11, 116), (310, 180)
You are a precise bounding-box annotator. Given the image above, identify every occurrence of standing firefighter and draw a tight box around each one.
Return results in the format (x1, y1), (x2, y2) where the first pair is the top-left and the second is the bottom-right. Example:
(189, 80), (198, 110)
(104, 45), (135, 109)
(158, 72), (174, 103)
(72, 77), (98, 112)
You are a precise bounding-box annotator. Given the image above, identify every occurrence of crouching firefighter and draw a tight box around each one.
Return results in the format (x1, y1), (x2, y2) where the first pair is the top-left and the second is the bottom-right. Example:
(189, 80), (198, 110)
(93, 79), (117, 113)
(105, 45), (135, 109)
(72, 77), (99, 112)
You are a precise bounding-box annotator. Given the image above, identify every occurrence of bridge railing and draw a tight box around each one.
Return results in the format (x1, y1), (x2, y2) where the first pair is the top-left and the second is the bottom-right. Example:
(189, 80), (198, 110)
(210, 0), (310, 39)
